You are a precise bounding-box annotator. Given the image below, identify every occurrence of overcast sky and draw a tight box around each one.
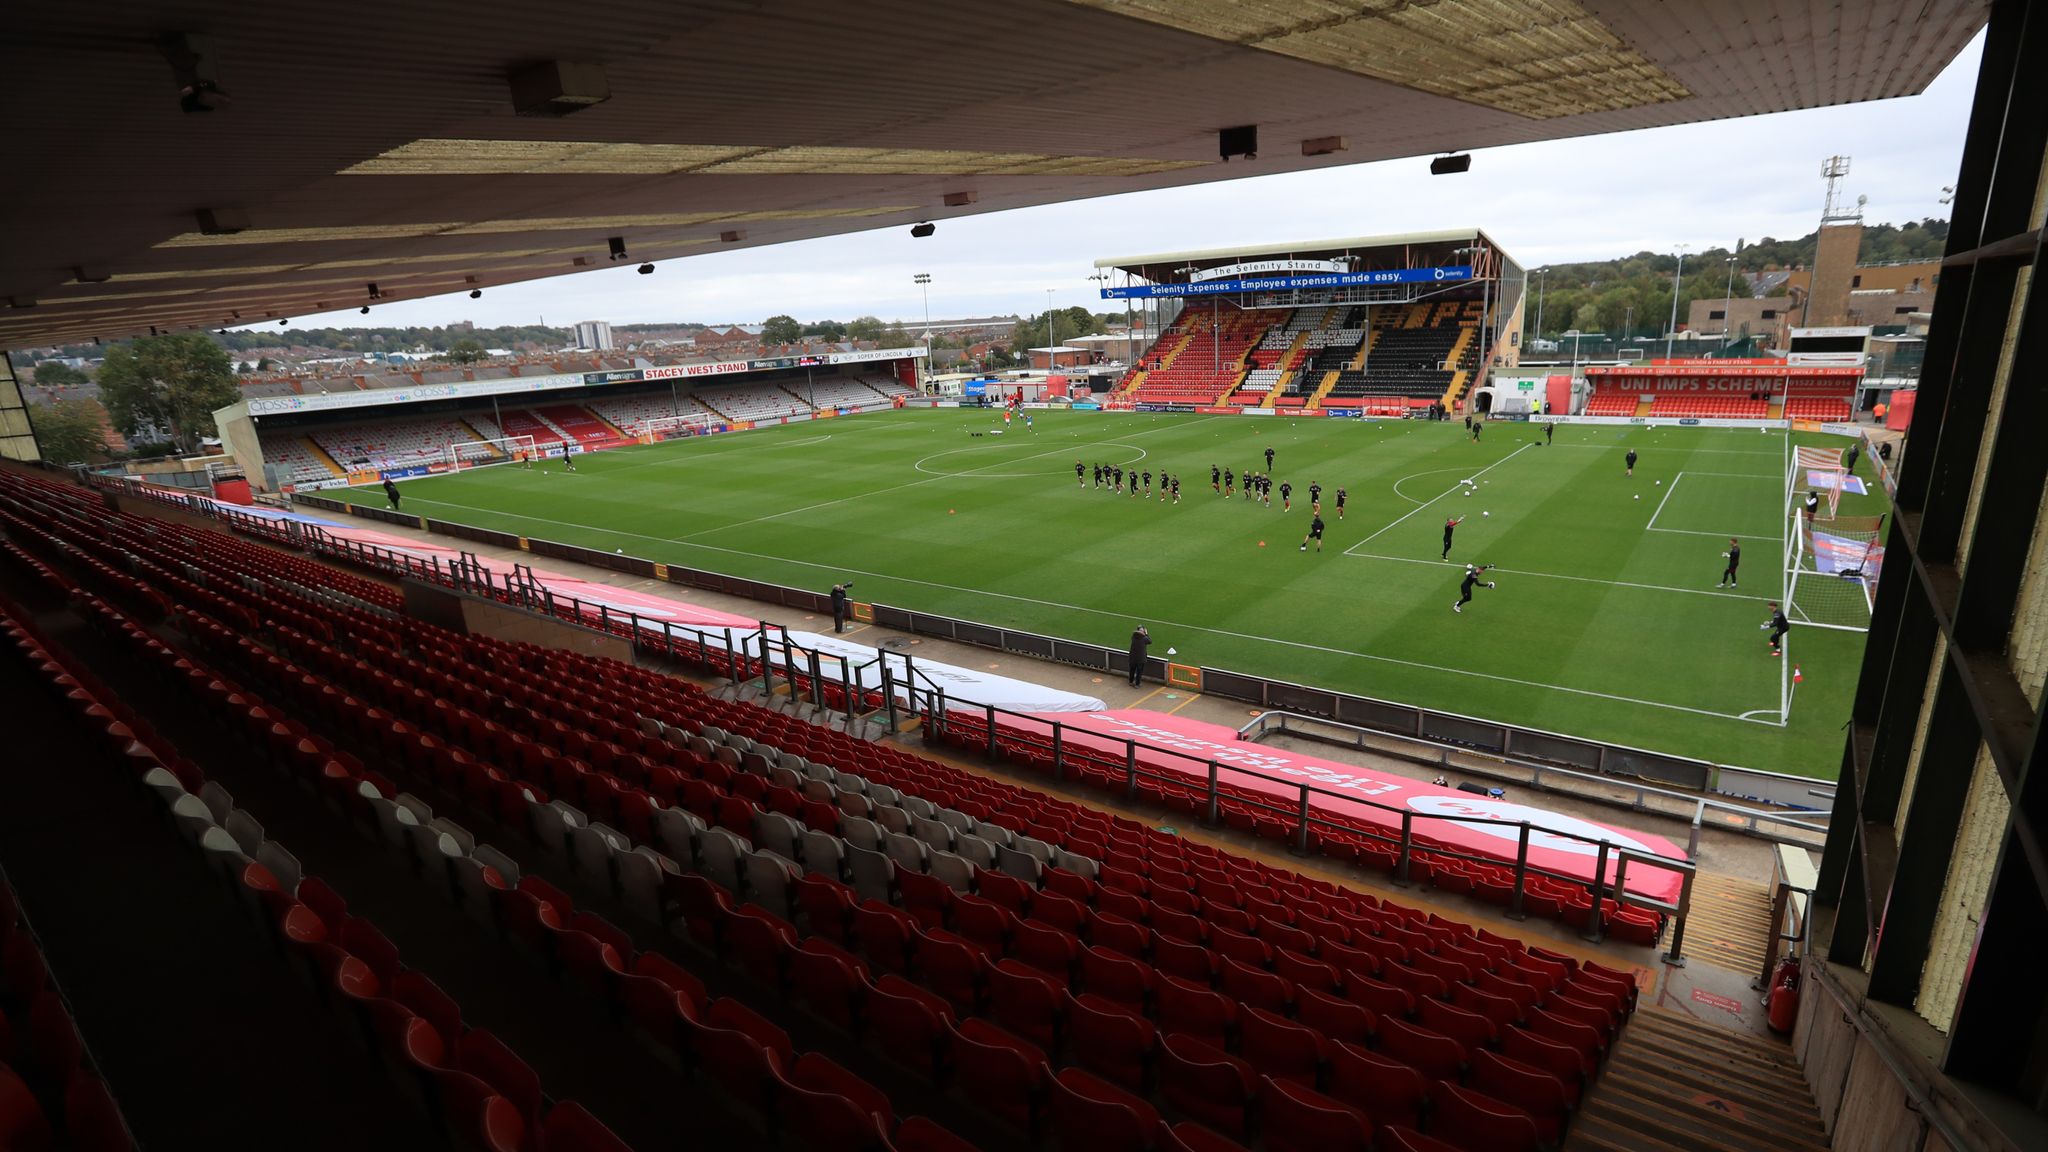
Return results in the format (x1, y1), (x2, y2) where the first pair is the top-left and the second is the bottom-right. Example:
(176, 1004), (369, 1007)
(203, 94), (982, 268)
(289, 31), (1983, 335)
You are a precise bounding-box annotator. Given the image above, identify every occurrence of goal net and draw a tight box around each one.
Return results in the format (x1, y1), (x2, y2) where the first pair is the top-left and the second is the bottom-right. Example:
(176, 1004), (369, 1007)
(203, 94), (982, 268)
(1786, 513), (1884, 631)
(446, 434), (537, 471)
(642, 413), (717, 443)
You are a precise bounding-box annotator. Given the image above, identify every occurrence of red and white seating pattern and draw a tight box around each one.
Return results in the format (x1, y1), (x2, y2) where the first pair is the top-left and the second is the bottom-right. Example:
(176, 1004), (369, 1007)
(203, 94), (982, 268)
(312, 417), (492, 471)
(585, 393), (723, 436)
(694, 383), (812, 423)
(256, 433), (345, 484)
(1581, 393), (1638, 417)
(535, 406), (617, 444)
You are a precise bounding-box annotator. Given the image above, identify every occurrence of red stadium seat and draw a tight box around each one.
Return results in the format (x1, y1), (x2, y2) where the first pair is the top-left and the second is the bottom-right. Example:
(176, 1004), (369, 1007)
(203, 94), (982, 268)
(1259, 1075), (1373, 1152)
(1048, 1067), (1160, 1152)
(1428, 1080), (1541, 1152)
(1156, 1033), (1257, 1139)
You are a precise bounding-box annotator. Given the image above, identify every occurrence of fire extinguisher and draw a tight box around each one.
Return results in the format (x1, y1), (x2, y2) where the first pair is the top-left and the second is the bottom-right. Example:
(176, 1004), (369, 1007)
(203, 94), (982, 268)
(1767, 953), (1802, 1034)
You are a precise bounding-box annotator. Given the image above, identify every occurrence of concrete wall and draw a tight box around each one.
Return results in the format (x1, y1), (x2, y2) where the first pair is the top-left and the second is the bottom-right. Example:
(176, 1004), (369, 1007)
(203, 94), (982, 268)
(1796, 961), (2019, 1151)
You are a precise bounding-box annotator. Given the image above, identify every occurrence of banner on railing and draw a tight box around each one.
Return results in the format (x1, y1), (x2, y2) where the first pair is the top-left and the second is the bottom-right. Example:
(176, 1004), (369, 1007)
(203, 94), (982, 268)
(1006, 710), (1687, 900)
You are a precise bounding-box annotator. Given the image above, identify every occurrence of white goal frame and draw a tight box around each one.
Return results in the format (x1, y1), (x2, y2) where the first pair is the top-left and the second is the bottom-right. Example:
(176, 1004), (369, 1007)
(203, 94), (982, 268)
(446, 434), (537, 471)
(641, 413), (717, 442)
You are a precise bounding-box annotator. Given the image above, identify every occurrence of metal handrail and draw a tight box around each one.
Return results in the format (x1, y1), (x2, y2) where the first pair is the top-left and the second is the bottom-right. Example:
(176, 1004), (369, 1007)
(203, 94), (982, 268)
(1242, 709), (1831, 848)
(908, 690), (1695, 965)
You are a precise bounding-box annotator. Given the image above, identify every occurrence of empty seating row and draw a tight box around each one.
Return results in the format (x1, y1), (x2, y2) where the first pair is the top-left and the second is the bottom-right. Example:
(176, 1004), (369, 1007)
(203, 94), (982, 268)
(584, 392), (722, 436)
(693, 383), (813, 423)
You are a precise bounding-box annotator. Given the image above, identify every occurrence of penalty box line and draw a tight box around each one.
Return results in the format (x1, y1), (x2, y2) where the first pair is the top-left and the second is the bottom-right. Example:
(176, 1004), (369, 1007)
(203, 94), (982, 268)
(1342, 551), (1778, 603)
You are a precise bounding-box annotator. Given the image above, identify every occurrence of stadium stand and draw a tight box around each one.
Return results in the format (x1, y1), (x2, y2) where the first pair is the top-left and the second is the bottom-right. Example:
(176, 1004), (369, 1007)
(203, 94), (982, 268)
(1126, 304), (1278, 406)
(585, 392), (722, 437)
(256, 433), (346, 486)
(475, 408), (567, 449)
(314, 416), (495, 471)
(1581, 392), (1640, 417)
(534, 405), (622, 444)
(790, 377), (898, 409)
(0, 464), (1650, 1152)
(693, 383), (814, 423)
(1317, 301), (1482, 414)
(1646, 394), (1769, 419)
(858, 372), (916, 398)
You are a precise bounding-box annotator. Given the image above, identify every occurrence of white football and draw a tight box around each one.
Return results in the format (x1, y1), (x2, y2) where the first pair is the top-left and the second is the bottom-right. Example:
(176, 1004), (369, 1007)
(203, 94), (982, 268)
(1482, 511), (1490, 517)
(1633, 495), (1640, 500)
(1656, 480), (1662, 485)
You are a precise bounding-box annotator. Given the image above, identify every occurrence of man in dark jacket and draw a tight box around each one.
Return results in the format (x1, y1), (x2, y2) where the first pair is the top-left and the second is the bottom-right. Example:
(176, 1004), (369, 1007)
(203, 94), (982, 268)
(1127, 626), (1150, 687)
(382, 478), (401, 509)
(830, 582), (852, 633)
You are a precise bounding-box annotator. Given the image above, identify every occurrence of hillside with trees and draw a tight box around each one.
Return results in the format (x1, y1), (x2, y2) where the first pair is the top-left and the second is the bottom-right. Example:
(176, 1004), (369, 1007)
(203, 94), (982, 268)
(1524, 219), (1948, 342)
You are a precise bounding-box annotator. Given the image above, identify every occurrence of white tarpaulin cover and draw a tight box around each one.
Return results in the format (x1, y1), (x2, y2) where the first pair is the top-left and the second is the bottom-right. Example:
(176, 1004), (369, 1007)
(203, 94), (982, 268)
(720, 628), (1105, 714)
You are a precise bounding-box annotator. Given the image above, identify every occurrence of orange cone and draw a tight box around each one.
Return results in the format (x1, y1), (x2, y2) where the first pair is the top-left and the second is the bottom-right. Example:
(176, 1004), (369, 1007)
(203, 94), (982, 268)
(1793, 665), (1803, 683)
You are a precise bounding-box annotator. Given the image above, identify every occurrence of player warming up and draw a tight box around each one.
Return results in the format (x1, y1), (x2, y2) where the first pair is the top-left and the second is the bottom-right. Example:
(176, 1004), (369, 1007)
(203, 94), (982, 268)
(1453, 564), (1496, 613)
(1211, 464), (1221, 494)
(1763, 602), (1791, 655)
(1279, 481), (1293, 511)
(1335, 486), (1348, 519)
(1442, 515), (1465, 560)
(1625, 448), (1638, 476)
(1299, 512), (1328, 553)
(1075, 460), (1085, 487)
(1264, 445), (1275, 471)
(1719, 538), (1742, 588)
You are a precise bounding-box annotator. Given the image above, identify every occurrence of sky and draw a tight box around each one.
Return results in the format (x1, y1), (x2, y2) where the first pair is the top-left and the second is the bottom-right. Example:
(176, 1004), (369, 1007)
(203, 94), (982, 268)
(287, 31), (1984, 335)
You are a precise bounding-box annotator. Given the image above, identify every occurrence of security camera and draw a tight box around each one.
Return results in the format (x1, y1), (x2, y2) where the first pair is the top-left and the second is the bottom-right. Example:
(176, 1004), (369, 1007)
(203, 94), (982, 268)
(910, 222), (936, 238)
(470, 288), (482, 299)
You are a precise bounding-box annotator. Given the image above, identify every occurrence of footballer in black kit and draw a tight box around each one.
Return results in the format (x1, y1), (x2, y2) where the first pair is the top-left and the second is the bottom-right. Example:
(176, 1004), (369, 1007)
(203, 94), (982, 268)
(1453, 564), (1496, 613)
(1299, 513), (1327, 552)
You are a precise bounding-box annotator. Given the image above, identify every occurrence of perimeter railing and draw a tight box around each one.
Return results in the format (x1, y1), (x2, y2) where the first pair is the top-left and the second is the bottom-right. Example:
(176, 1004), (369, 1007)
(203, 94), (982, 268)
(1240, 711), (1830, 853)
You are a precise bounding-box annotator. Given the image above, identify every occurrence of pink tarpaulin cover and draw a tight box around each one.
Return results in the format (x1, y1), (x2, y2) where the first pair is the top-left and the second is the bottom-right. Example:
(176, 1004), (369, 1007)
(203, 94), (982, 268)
(322, 525), (761, 629)
(1010, 709), (1687, 902)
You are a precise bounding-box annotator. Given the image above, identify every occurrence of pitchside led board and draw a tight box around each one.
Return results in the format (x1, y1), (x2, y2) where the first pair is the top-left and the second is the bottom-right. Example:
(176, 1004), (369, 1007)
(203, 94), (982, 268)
(1099, 264), (1475, 299)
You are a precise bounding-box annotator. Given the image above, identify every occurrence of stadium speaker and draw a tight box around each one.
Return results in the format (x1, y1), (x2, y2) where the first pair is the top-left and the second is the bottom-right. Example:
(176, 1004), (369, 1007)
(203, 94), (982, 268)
(195, 207), (250, 235)
(637, 263), (655, 275)
(910, 222), (937, 238)
(509, 61), (610, 117)
(1219, 125), (1258, 161)
(1430, 153), (1472, 175)
(470, 288), (482, 299)
(360, 305), (370, 314)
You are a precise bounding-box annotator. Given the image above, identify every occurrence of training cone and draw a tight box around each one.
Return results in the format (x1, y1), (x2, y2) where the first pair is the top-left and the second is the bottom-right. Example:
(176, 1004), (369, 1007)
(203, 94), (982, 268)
(948, 509), (956, 514)
(1793, 665), (1804, 683)
(1258, 541), (1266, 547)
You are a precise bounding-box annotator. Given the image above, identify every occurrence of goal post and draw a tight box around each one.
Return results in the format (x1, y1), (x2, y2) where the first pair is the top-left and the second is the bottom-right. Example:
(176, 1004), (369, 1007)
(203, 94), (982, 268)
(642, 413), (717, 443)
(446, 434), (537, 471)
(1786, 513), (1884, 631)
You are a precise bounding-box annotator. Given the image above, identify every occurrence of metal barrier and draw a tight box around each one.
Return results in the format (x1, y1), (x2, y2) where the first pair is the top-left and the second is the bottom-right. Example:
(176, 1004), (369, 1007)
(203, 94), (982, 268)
(903, 690), (1697, 966)
(1242, 710), (1829, 850)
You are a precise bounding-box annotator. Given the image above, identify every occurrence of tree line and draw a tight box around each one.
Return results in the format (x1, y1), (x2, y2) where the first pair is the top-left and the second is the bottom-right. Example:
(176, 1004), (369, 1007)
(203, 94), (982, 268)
(1525, 219), (1948, 341)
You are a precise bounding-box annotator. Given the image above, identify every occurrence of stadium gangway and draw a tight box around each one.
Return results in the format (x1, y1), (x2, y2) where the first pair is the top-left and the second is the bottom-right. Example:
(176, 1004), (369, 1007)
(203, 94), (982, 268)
(1239, 711), (1831, 854)
(902, 687), (1699, 967)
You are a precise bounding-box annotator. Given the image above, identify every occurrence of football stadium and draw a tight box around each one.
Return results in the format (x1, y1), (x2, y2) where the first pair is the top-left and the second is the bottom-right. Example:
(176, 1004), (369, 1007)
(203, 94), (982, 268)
(1, 3), (2042, 1152)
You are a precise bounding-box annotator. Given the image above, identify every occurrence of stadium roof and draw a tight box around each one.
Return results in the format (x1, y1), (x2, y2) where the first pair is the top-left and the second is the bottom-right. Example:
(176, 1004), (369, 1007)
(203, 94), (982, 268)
(1, 0), (1986, 349)
(1094, 228), (1505, 279)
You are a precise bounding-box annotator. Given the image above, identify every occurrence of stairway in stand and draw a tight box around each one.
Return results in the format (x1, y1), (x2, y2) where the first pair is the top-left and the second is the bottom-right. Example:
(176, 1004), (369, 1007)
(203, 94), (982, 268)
(1565, 1006), (1828, 1152)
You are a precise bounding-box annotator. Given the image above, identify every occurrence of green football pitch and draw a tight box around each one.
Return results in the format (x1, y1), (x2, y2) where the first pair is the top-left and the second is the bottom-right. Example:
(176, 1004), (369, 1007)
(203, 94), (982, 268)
(339, 408), (1886, 779)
